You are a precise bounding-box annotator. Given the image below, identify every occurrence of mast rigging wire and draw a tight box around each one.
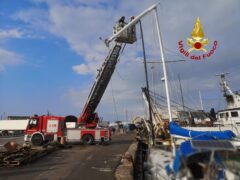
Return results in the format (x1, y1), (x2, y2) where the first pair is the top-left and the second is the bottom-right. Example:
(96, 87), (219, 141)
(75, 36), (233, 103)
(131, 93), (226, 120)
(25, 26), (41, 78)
(139, 19), (155, 145)
(110, 81), (119, 122)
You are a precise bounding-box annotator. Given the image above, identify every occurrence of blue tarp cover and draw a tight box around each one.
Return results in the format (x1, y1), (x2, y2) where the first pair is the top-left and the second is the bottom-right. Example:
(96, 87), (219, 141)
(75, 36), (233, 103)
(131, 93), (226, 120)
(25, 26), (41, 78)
(170, 138), (224, 179)
(166, 122), (235, 178)
(169, 121), (236, 140)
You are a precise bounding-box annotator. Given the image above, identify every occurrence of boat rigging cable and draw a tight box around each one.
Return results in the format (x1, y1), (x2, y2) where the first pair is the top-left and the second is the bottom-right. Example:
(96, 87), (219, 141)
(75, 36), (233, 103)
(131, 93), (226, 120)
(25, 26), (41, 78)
(151, 12), (159, 56)
(149, 90), (206, 112)
(110, 81), (119, 122)
(168, 68), (182, 109)
(149, 90), (193, 111)
(150, 10), (184, 107)
(178, 74), (185, 111)
(148, 90), (217, 123)
(139, 19), (155, 145)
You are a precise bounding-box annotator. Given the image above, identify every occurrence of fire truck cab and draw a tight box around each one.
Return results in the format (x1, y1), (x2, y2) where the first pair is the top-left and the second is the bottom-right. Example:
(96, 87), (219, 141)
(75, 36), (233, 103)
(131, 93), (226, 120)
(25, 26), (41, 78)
(24, 115), (65, 146)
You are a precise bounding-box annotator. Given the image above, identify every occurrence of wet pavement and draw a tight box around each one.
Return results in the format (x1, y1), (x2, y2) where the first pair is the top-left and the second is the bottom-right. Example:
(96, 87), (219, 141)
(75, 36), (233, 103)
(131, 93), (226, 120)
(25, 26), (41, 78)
(0, 132), (135, 180)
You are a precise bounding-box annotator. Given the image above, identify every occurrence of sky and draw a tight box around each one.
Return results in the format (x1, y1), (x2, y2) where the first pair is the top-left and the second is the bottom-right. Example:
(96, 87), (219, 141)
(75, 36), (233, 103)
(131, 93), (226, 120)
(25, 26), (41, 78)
(0, 0), (240, 121)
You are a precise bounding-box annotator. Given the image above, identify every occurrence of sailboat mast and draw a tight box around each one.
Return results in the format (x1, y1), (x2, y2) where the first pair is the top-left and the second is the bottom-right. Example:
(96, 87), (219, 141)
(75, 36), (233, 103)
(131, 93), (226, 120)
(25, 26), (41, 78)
(153, 9), (172, 122)
(153, 7), (176, 156)
(199, 90), (204, 110)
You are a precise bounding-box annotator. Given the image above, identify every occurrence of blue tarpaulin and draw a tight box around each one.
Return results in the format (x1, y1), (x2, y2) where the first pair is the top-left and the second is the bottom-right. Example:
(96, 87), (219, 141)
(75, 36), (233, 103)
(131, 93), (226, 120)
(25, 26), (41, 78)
(169, 121), (236, 140)
(165, 122), (235, 179)
(170, 138), (224, 178)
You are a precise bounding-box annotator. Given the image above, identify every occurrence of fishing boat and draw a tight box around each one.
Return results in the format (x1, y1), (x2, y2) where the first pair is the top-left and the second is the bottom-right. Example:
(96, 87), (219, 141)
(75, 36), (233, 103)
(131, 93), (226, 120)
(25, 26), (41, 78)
(181, 74), (240, 136)
(214, 73), (240, 126)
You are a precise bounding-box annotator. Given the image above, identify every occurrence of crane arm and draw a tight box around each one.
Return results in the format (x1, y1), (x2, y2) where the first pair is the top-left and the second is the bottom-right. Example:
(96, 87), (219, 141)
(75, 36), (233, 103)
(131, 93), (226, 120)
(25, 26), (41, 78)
(78, 43), (122, 127)
(77, 2), (160, 128)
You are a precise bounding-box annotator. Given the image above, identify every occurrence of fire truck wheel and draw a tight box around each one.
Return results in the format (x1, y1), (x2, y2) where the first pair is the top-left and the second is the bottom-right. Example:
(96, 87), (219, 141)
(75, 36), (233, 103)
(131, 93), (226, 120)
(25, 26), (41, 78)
(82, 134), (94, 145)
(31, 134), (43, 146)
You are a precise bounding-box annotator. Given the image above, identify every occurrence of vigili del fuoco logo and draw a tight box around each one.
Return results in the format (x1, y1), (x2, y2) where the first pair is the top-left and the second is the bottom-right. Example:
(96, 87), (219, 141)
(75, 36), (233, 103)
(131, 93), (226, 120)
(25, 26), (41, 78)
(178, 17), (218, 60)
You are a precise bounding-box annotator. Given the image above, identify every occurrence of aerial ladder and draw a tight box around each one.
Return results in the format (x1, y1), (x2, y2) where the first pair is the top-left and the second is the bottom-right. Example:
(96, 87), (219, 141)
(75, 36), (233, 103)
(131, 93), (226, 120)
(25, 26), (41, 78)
(74, 2), (164, 138)
(78, 2), (162, 128)
(77, 18), (137, 128)
(77, 44), (123, 128)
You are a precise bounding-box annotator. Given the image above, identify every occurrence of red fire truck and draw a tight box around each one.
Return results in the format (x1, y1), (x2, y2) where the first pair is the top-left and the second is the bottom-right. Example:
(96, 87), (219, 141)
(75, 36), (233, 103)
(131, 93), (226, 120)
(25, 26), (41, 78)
(24, 115), (65, 146)
(24, 115), (111, 145)
(24, 17), (136, 146)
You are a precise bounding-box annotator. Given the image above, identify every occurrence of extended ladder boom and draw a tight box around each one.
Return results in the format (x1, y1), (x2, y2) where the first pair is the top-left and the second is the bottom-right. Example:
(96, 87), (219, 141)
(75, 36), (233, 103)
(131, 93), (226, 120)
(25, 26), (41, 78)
(78, 5), (142, 127)
(78, 43), (122, 126)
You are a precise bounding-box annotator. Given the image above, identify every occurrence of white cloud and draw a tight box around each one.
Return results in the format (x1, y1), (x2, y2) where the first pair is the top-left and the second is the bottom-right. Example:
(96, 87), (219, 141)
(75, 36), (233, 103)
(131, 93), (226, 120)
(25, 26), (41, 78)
(47, 4), (114, 72)
(72, 64), (92, 75)
(14, 9), (50, 30)
(0, 48), (23, 71)
(0, 29), (24, 71)
(0, 29), (23, 39)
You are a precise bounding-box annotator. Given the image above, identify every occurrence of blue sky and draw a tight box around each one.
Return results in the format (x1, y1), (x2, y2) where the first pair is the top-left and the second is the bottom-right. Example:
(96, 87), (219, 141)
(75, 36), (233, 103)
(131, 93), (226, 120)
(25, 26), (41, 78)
(0, 0), (240, 121)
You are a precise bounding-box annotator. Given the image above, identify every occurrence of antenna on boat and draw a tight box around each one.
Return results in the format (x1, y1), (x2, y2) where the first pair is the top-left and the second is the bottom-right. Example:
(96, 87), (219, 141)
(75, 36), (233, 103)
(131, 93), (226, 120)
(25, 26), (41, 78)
(216, 72), (240, 109)
(216, 73), (233, 96)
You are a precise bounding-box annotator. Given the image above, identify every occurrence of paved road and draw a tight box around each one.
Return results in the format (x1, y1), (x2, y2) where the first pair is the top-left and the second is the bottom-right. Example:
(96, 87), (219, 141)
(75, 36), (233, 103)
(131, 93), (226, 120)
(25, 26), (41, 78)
(0, 132), (135, 180)
(0, 136), (24, 146)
